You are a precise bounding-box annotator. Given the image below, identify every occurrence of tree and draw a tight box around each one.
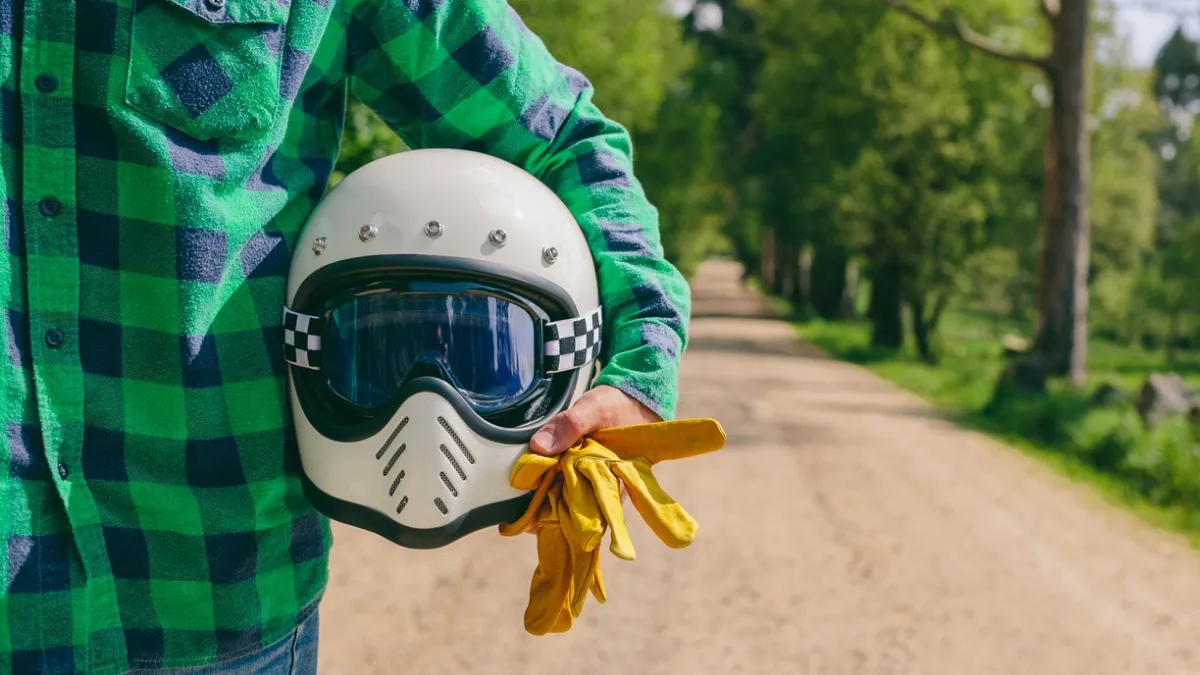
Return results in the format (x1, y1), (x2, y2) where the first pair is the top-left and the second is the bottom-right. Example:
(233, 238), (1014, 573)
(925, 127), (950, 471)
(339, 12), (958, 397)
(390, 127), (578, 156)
(752, 1), (886, 319)
(1086, 64), (1161, 344)
(743, 0), (1040, 358)
(825, 11), (1024, 360)
(678, 0), (771, 282)
(879, 0), (1094, 385)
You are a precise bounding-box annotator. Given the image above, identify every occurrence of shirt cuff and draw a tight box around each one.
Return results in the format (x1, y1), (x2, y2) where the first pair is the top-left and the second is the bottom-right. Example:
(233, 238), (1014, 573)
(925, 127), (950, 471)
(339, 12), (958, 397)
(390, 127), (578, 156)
(592, 321), (684, 421)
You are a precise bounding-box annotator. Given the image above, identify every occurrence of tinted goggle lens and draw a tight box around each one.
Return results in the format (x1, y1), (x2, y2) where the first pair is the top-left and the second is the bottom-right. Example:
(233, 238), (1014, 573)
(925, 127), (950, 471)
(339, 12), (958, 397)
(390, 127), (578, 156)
(323, 291), (539, 410)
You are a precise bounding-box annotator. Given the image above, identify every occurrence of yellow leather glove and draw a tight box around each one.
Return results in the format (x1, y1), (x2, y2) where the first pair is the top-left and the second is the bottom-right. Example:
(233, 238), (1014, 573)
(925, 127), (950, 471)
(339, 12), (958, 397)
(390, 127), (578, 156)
(499, 418), (726, 635)
(498, 453), (606, 635)
(562, 418), (727, 562)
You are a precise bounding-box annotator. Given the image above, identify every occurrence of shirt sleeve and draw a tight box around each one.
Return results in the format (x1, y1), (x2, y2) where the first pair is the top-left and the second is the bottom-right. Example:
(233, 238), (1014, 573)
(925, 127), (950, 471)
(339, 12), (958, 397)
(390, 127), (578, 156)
(343, 0), (691, 420)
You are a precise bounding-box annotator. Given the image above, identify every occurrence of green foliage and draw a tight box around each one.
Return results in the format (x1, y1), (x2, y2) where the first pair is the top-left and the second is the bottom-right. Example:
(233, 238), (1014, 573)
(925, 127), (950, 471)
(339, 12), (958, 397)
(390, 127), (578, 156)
(956, 247), (1025, 324)
(332, 100), (409, 186)
(631, 90), (729, 278)
(510, 0), (692, 131)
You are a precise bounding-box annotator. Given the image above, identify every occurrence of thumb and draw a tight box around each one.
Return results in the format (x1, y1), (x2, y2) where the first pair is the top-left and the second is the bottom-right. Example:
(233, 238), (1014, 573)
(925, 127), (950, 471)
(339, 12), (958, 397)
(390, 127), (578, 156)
(529, 391), (609, 456)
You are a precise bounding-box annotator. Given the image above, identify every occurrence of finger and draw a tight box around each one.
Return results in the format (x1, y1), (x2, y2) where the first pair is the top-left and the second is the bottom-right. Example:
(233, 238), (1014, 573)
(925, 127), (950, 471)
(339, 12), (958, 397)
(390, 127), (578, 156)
(590, 418), (727, 462)
(579, 459), (636, 561)
(523, 493), (575, 635)
(560, 458), (606, 552)
(612, 459), (698, 549)
(529, 388), (615, 456)
(589, 557), (607, 605)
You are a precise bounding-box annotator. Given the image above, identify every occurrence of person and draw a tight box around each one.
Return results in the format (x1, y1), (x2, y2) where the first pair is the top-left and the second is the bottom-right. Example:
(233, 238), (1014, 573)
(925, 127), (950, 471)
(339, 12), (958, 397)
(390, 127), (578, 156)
(0, 1), (689, 674)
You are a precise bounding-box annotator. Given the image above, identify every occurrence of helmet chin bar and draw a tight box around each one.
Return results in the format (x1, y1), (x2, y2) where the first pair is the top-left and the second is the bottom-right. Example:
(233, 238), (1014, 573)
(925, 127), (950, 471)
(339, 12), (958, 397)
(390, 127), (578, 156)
(299, 468), (534, 550)
(298, 377), (547, 549)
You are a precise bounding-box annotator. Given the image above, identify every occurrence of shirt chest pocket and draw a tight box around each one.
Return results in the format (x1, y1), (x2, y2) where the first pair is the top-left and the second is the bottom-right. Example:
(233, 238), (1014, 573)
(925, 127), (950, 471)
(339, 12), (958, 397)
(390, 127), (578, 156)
(125, 0), (291, 141)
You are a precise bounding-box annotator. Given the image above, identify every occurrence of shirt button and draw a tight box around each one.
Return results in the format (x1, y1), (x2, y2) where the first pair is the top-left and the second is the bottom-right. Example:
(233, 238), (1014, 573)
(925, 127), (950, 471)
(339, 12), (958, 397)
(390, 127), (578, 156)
(39, 196), (61, 217)
(57, 462), (69, 479)
(44, 328), (64, 348)
(35, 73), (57, 94)
(206, 0), (225, 8)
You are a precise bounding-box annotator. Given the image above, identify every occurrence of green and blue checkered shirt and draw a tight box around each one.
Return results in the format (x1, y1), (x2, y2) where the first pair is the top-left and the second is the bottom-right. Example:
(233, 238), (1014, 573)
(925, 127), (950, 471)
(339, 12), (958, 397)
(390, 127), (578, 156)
(0, 0), (690, 671)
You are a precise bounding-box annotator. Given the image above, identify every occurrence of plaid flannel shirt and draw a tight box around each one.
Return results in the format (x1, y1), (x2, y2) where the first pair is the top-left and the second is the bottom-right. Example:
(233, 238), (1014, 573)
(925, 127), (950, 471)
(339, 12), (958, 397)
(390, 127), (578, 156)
(0, 0), (690, 672)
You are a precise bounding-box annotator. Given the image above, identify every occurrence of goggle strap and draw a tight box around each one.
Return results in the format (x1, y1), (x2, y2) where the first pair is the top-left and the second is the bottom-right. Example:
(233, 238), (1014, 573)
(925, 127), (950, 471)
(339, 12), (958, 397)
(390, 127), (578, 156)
(283, 306), (324, 371)
(542, 307), (603, 374)
(280, 304), (603, 375)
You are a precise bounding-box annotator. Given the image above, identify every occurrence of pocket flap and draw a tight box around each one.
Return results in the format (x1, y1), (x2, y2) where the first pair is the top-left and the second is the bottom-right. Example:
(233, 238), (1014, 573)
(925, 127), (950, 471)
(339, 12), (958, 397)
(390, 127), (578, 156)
(161, 0), (289, 25)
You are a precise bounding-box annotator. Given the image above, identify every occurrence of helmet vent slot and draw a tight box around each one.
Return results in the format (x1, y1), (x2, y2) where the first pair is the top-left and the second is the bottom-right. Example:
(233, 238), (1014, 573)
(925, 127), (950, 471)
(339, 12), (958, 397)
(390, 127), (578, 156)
(437, 417), (475, 464)
(389, 470), (406, 497)
(382, 444), (406, 476)
(376, 417), (410, 460)
(434, 498), (448, 515)
(396, 496), (409, 514)
(439, 471), (459, 498)
(439, 444), (467, 481)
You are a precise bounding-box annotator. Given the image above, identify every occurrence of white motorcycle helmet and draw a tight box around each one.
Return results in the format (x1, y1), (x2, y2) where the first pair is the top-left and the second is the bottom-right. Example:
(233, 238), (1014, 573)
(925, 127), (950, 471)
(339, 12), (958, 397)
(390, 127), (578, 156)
(282, 148), (602, 549)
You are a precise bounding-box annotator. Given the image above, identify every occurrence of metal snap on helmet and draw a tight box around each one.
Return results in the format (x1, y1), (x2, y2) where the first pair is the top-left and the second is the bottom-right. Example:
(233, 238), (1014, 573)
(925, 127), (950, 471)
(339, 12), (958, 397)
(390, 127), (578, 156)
(282, 148), (602, 549)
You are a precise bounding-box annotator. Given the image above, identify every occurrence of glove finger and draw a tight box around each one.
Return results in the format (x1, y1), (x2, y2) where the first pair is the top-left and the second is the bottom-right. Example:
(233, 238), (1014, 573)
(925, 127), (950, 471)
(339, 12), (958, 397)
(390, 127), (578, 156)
(523, 495), (575, 636)
(568, 541), (602, 619)
(510, 452), (559, 490)
(560, 456), (606, 552)
(612, 459), (698, 549)
(589, 418), (727, 464)
(499, 469), (559, 537)
(589, 557), (607, 605)
(577, 459), (636, 561)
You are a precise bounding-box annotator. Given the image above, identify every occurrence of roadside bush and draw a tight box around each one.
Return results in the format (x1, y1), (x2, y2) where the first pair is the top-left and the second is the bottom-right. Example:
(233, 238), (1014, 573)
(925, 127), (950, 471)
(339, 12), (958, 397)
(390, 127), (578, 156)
(1138, 418), (1200, 510)
(982, 392), (1200, 514)
(1069, 406), (1146, 473)
(982, 390), (1089, 446)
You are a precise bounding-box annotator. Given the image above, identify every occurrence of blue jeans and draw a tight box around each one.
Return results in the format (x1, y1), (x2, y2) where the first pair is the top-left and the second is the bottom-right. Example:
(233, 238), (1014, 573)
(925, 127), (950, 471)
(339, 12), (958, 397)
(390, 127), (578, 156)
(125, 609), (319, 675)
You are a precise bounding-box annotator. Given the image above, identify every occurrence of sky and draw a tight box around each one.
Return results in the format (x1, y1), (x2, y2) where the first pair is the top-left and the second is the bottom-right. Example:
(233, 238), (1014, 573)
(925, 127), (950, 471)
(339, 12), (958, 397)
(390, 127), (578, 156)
(1117, 0), (1195, 67)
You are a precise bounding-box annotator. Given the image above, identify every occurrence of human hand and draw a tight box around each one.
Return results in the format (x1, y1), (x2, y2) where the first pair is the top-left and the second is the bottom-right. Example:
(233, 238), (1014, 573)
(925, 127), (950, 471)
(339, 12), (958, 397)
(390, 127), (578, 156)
(524, 385), (660, 533)
(529, 385), (662, 457)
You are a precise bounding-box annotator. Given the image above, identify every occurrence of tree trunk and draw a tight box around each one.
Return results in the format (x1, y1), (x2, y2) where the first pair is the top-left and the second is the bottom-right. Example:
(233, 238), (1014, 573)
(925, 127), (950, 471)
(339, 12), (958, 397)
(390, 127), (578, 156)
(1167, 309), (1180, 365)
(776, 237), (796, 298)
(1033, 0), (1092, 388)
(869, 260), (903, 349)
(791, 243), (809, 311)
(842, 258), (859, 319)
(811, 245), (849, 320)
(760, 227), (777, 293)
(910, 295), (936, 364)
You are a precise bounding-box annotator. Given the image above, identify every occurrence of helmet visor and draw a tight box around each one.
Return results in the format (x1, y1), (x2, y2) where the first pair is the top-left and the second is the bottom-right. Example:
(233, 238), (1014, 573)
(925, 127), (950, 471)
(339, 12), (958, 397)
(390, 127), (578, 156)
(323, 289), (540, 411)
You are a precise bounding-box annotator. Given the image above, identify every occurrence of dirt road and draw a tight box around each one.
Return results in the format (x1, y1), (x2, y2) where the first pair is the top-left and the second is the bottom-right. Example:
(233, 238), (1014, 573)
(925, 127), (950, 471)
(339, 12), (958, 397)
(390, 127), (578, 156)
(316, 259), (1200, 675)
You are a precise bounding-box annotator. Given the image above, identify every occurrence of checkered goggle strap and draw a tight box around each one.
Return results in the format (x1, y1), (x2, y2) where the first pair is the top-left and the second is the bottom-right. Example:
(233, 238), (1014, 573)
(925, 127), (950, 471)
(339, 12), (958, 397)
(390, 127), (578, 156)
(281, 305), (602, 375)
(283, 306), (323, 370)
(543, 307), (603, 375)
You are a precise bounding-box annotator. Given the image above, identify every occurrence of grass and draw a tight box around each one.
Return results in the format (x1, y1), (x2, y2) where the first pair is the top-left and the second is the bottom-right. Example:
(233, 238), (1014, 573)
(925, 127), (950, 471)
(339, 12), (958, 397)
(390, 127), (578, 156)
(771, 298), (1200, 547)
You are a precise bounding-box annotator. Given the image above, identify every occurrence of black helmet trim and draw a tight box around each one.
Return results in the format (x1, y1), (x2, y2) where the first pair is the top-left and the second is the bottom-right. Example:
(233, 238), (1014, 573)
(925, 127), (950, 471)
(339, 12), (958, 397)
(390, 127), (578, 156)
(288, 253), (582, 319)
(299, 471), (534, 550)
